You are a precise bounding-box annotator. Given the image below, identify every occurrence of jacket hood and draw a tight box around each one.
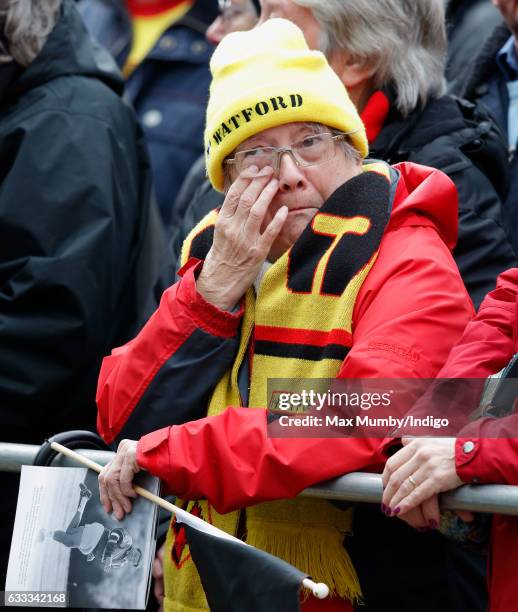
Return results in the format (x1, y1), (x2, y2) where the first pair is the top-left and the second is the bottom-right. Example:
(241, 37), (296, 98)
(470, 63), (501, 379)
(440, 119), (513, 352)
(6, 0), (123, 103)
(389, 162), (458, 251)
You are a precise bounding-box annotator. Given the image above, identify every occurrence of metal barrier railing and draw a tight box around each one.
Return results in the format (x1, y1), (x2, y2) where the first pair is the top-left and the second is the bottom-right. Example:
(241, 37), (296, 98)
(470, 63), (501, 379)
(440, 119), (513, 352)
(2, 442), (518, 515)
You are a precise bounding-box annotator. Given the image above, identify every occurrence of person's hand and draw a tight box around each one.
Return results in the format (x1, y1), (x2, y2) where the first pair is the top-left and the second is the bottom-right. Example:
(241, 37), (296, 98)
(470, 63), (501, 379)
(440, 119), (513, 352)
(392, 496), (474, 531)
(493, 0), (518, 37)
(396, 495), (441, 530)
(98, 439), (140, 521)
(196, 165), (288, 311)
(153, 543), (165, 612)
(381, 437), (463, 518)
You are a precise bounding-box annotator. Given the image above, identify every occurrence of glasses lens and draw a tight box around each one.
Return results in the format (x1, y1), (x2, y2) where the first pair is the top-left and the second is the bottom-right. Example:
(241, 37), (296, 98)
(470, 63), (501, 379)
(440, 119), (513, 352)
(235, 147), (276, 172)
(293, 133), (334, 166)
(221, 7), (244, 22)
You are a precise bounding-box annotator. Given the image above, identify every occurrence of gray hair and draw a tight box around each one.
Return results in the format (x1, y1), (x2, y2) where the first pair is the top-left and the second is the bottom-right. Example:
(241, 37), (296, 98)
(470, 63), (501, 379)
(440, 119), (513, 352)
(0, 0), (62, 67)
(330, 128), (362, 164)
(293, 0), (447, 116)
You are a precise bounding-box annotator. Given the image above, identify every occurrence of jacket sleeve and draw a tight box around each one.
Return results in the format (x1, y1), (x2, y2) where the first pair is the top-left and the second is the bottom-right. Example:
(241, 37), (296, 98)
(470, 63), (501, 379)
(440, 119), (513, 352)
(134, 224), (473, 512)
(437, 268), (518, 484)
(136, 407), (384, 514)
(456, 416), (518, 485)
(96, 259), (243, 445)
(452, 171), (517, 310)
(380, 267), (517, 455)
(341, 224), (475, 379)
(437, 267), (518, 379)
(0, 110), (148, 441)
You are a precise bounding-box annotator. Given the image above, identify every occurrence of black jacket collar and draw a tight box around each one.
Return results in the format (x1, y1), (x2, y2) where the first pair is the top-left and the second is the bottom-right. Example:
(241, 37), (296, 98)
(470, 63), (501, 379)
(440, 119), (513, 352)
(367, 89), (462, 163)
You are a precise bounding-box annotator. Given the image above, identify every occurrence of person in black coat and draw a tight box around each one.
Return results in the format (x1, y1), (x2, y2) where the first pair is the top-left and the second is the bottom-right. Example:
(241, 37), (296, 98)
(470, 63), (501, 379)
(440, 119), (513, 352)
(445, 0), (502, 85)
(0, 0), (165, 587)
(452, 0), (518, 257)
(171, 0), (516, 311)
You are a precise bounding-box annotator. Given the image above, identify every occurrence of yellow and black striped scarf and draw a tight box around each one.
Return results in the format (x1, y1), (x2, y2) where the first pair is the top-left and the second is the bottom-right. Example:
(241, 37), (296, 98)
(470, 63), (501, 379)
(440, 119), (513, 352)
(164, 162), (395, 612)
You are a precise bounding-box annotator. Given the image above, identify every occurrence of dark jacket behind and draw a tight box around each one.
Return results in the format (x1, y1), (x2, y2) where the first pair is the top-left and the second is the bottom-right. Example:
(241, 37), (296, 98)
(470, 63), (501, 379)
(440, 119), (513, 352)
(452, 23), (518, 259)
(77, 0), (218, 230)
(370, 92), (516, 308)
(0, 0), (166, 586)
(0, 0), (166, 441)
(170, 93), (516, 308)
(446, 0), (502, 85)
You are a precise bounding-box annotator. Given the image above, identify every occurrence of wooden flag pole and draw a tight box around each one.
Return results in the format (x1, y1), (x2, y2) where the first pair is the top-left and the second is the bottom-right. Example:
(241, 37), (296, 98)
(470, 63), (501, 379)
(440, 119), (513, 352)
(51, 441), (177, 514)
(50, 442), (330, 600)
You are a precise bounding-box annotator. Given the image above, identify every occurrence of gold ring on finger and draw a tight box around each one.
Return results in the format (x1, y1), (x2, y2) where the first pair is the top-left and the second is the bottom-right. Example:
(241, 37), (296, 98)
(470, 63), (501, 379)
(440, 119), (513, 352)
(408, 475), (418, 489)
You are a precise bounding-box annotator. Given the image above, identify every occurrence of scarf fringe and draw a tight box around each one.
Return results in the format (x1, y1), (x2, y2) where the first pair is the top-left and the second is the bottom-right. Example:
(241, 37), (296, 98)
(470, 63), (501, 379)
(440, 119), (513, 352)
(246, 522), (362, 604)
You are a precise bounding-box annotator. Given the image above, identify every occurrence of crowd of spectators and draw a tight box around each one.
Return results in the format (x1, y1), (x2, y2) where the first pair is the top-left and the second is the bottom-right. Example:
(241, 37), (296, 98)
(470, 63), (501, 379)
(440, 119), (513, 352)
(1, 0), (518, 611)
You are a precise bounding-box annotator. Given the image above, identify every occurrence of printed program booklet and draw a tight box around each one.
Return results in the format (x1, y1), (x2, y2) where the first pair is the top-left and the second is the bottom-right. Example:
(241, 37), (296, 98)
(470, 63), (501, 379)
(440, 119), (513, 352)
(5, 465), (160, 609)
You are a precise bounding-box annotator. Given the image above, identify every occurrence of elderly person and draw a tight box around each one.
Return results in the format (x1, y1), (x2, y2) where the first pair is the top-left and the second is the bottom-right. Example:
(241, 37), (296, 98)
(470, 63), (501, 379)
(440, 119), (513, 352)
(172, 0), (516, 308)
(0, 0), (165, 588)
(96, 19), (476, 612)
(382, 267), (518, 612)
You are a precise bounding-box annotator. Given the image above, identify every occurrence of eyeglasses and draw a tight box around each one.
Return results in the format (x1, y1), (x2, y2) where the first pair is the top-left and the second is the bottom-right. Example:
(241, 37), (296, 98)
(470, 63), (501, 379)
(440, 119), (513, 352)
(218, 0), (257, 23)
(224, 132), (353, 174)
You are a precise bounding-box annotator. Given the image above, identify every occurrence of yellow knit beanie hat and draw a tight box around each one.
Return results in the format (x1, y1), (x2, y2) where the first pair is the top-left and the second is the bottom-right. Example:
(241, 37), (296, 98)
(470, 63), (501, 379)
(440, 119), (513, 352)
(205, 18), (369, 192)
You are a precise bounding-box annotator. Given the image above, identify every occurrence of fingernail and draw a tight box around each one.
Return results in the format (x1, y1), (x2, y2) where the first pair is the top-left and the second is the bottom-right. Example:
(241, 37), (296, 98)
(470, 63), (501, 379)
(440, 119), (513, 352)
(258, 165), (274, 176)
(241, 167), (258, 179)
(429, 519), (438, 529)
(385, 507), (392, 517)
(393, 507), (401, 515)
(380, 503), (387, 513)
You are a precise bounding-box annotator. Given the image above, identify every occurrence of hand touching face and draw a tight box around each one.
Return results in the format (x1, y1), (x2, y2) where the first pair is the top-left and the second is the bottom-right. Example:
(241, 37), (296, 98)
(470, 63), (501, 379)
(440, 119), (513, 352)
(197, 123), (362, 310)
(196, 165), (287, 311)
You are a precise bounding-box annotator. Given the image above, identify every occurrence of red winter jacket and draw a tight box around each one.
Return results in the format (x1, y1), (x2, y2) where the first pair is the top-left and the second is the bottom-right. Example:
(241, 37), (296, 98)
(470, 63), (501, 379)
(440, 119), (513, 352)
(434, 268), (518, 612)
(96, 162), (473, 513)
